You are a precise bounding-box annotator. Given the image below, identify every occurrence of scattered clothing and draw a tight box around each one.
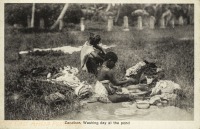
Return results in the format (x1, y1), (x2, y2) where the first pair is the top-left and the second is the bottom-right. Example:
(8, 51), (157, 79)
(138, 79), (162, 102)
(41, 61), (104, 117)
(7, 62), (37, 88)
(94, 80), (109, 97)
(125, 60), (164, 84)
(149, 80), (181, 105)
(150, 80), (181, 95)
(93, 80), (111, 103)
(44, 62), (182, 107)
(75, 83), (93, 99)
(48, 66), (92, 99)
(125, 61), (146, 77)
(125, 61), (182, 107)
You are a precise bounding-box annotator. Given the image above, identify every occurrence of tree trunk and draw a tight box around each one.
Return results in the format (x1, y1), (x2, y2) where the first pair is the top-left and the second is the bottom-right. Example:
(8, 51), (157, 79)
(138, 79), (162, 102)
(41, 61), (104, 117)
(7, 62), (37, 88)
(50, 4), (69, 30)
(114, 6), (121, 23)
(105, 4), (111, 12)
(31, 3), (35, 28)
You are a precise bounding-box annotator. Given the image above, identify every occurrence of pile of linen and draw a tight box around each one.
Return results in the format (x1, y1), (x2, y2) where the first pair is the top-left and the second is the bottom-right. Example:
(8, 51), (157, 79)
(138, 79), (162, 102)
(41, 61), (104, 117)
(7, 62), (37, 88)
(47, 66), (92, 99)
(125, 61), (182, 106)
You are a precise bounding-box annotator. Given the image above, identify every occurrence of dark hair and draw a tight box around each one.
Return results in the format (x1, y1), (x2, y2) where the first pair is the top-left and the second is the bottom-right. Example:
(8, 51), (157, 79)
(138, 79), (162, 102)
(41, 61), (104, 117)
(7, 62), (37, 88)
(94, 35), (101, 43)
(89, 34), (101, 46)
(104, 52), (118, 69)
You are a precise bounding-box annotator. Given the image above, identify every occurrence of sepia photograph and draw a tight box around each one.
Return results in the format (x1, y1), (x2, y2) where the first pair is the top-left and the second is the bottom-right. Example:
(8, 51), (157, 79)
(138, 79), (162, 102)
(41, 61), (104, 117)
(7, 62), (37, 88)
(2, 1), (198, 125)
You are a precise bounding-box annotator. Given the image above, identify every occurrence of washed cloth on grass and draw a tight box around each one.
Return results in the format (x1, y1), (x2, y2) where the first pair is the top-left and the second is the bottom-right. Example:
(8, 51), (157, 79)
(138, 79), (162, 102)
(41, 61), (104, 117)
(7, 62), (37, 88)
(50, 66), (92, 99)
(150, 80), (181, 104)
(151, 80), (181, 95)
(93, 80), (111, 103)
(125, 61), (146, 77)
(125, 61), (155, 84)
(80, 41), (95, 71)
(52, 66), (80, 88)
(125, 61), (163, 84)
(74, 83), (92, 99)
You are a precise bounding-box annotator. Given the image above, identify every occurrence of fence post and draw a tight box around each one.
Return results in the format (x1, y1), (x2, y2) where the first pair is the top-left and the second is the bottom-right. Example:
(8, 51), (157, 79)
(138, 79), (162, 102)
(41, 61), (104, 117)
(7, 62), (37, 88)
(137, 16), (143, 30)
(80, 17), (85, 31)
(178, 16), (184, 25)
(171, 17), (175, 28)
(123, 16), (129, 31)
(107, 16), (113, 31)
(160, 17), (165, 28)
(149, 16), (155, 29)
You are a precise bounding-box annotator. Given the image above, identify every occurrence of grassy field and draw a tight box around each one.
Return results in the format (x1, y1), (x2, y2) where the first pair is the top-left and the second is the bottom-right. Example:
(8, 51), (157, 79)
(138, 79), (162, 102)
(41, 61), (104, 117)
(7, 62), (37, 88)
(5, 24), (194, 119)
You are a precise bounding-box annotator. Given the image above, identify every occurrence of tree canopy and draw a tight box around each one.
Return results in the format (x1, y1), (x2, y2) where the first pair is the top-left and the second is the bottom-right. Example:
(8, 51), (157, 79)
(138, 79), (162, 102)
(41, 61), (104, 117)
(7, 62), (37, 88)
(5, 3), (194, 28)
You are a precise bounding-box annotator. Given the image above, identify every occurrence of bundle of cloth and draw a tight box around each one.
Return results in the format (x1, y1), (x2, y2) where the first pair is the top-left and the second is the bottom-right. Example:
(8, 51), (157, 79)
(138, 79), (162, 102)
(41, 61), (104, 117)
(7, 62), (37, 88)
(47, 66), (92, 99)
(125, 61), (146, 78)
(149, 80), (181, 105)
(125, 60), (164, 84)
(125, 61), (182, 106)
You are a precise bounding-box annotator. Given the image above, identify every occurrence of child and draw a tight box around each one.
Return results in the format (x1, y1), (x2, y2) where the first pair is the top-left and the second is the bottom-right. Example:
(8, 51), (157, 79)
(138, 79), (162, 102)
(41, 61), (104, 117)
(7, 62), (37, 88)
(80, 33), (106, 75)
(94, 52), (137, 103)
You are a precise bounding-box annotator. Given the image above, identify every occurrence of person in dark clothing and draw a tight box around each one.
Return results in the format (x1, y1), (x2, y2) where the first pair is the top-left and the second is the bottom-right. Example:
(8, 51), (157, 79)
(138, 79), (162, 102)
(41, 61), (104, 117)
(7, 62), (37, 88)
(80, 33), (105, 75)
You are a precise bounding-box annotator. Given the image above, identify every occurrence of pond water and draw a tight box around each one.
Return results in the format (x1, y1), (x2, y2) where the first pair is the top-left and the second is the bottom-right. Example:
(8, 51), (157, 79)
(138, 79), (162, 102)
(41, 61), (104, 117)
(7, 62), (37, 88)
(54, 102), (193, 121)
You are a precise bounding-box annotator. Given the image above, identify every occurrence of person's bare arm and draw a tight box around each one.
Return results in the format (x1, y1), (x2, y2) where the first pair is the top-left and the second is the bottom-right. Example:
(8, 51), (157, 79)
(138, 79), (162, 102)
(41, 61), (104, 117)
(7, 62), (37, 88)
(107, 70), (137, 86)
(90, 51), (104, 60)
(94, 44), (106, 54)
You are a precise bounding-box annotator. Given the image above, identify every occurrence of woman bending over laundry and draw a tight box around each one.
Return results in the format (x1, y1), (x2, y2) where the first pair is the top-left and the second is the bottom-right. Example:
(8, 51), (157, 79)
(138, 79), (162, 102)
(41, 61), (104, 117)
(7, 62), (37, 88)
(80, 34), (106, 75)
(94, 52), (138, 103)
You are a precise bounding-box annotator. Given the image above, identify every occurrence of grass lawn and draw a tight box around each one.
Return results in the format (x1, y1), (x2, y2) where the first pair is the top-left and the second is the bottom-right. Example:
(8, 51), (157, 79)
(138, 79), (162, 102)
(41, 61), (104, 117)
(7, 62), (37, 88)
(4, 24), (194, 119)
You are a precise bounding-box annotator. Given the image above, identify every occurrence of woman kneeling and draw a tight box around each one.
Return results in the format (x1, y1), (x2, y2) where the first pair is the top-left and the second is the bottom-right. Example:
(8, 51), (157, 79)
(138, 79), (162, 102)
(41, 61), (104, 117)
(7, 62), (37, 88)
(94, 52), (137, 103)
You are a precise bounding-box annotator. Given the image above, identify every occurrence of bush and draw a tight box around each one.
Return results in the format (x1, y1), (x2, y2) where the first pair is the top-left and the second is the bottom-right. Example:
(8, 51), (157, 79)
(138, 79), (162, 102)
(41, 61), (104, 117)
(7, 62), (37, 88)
(5, 3), (63, 28)
(5, 3), (83, 28)
(64, 4), (83, 24)
(5, 4), (32, 26)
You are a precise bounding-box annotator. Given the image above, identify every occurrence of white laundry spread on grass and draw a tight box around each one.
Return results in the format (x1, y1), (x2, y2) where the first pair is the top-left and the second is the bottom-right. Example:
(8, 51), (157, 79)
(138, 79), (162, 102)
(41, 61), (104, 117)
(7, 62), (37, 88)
(151, 80), (181, 95)
(178, 37), (194, 40)
(125, 61), (155, 84)
(125, 61), (146, 79)
(149, 80), (181, 104)
(49, 66), (92, 98)
(19, 44), (116, 55)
